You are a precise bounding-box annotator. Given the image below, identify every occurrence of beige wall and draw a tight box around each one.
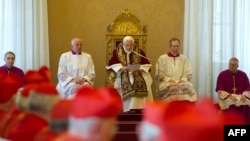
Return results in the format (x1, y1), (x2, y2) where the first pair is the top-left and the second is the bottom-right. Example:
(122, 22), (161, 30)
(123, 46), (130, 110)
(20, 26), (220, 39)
(47, 0), (184, 92)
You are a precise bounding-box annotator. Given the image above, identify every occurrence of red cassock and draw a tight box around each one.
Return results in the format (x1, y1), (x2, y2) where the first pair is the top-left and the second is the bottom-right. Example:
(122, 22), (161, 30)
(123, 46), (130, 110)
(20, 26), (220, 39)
(0, 109), (5, 122)
(34, 127), (59, 141)
(0, 105), (23, 137)
(4, 113), (48, 141)
(54, 132), (85, 141)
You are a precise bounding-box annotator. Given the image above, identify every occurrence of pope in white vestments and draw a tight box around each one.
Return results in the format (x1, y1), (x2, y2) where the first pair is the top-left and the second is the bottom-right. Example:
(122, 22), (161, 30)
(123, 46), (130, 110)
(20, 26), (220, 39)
(56, 38), (96, 99)
(106, 36), (153, 112)
(156, 38), (197, 102)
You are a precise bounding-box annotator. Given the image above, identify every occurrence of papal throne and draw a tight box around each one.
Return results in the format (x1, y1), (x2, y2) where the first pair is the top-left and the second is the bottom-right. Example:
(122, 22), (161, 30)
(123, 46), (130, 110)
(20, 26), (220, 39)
(105, 9), (148, 86)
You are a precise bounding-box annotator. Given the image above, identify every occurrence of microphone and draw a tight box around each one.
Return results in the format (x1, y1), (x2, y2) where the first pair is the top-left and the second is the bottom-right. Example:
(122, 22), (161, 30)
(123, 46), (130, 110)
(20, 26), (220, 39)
(132, 51), (158, 62)
(132, 51), (161, 100)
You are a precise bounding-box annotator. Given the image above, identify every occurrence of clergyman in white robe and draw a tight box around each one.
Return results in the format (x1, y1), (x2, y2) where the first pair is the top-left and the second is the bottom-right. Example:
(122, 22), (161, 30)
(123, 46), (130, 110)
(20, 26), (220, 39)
(155, 52), (197, 102)
(56, 51), (96, 99)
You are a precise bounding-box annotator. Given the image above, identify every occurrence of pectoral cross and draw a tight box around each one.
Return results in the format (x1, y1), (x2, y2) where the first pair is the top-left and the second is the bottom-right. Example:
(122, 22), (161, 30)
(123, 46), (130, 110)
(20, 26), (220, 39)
(232, 75), (237, 94)
(232, 87), (237, 94)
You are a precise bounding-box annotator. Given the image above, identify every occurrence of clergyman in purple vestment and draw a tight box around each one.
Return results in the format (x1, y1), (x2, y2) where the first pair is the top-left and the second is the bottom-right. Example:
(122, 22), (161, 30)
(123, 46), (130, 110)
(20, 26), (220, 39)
(216, 57), (250, 124)
(0, 51), (25, 88)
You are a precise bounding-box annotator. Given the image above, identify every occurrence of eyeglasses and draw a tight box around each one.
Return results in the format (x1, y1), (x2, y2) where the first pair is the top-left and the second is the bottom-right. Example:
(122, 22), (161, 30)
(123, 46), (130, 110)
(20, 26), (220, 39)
(123, 44), (134, 47)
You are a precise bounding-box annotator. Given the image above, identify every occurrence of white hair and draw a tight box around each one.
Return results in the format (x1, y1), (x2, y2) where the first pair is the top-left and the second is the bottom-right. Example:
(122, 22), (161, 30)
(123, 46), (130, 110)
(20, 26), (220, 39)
(123, 36), (134, 44)
(71, 38), (82, 46)
(15, 91), (29, 111)
(69, 116), (102, 139)
(138, 121), (161, 141)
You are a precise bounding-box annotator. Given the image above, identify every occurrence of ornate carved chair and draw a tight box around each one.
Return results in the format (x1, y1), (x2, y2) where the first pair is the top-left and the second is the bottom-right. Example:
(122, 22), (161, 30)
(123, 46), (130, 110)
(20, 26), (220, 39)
(105, 9), (148, 86)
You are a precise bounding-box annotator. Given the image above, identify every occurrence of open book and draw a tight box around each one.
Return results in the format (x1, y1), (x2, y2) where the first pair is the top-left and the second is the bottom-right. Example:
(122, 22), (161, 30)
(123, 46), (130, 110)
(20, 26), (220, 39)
(127, 64), (141, 71)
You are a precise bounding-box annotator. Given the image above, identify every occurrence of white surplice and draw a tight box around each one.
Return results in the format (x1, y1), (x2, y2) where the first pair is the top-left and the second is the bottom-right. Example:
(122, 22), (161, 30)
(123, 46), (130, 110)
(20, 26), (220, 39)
(156, 53), (197, 102)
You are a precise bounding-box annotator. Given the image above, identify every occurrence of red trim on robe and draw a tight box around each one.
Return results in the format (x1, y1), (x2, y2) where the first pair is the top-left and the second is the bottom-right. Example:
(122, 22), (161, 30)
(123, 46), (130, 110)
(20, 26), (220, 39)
(71, 50), (81, 55)
(167, 52), (180, 57)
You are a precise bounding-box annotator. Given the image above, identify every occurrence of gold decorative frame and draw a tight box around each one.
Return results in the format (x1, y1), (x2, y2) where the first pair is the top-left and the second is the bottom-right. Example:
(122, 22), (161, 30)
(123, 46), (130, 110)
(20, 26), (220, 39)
(105, 9), (147, 86)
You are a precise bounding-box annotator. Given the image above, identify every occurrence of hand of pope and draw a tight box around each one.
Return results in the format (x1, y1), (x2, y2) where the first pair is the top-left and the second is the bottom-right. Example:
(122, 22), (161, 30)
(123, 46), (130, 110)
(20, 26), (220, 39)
(120, 66), (129, 72)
